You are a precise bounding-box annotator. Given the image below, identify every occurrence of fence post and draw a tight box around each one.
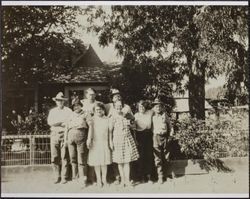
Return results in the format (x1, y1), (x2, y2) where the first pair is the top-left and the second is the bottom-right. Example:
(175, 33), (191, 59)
(30, 135), (35, 165)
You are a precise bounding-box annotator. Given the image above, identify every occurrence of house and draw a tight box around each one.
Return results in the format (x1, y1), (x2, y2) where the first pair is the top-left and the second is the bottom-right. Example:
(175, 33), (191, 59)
(172, 96), (214, 120)
(2, 44), (113, 124)
(37, 44), (113, 111)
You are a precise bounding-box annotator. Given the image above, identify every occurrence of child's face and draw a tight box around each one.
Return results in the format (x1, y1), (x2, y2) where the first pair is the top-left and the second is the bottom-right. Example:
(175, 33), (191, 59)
(138, 104), (146, 113)
(154, 104), (162, 113)
(95, 107), (104, 117)
(114, 102), (123, 113)
(73, 104), (82, 113)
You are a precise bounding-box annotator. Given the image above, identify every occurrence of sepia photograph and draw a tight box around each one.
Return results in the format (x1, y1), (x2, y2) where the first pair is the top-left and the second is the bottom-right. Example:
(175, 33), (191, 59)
(1, 1), (249, 198)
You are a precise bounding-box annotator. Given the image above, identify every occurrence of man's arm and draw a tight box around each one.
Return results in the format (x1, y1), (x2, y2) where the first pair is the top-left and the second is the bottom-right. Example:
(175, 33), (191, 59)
(47, 111), (65, 127)
(86, 118), (93, 149)
(108, 118), (114, 150)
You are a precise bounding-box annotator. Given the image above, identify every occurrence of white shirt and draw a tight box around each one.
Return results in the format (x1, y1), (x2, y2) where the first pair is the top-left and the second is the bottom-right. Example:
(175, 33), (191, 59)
(134, 110), (153, 131)
(152, 113), (171, 135)
(67, 110), (88, 130)
(47, 106), (72, 133)
(81, 99), (101, 116)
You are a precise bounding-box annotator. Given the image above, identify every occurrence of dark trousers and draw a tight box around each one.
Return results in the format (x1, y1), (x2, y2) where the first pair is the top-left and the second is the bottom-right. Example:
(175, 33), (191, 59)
(135, 130), (153, 180)
(50, 131), (70, 180)
(67, 129), (88, 182)
(153, 134), (169, 180)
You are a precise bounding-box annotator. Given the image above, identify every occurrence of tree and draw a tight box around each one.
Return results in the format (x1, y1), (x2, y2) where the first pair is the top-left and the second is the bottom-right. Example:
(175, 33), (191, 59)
(1, 6), (84, 87)
(86, 6), (248, 119)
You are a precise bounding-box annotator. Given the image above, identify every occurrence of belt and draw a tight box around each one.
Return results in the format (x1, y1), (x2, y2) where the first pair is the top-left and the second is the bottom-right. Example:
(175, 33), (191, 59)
(154, 132), (167, 136)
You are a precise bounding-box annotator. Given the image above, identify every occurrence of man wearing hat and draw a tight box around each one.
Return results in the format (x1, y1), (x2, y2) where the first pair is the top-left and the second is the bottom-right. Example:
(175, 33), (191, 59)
(81, 88), (101, 117)
(152, 98), (173, 184)
(47, 92), (72, 184)
(105, 89), (133, 117)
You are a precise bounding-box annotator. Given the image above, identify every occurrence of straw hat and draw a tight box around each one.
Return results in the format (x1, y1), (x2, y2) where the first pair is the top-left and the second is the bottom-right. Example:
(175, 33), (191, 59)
(152, 98), (164, 105)
(110, 89), (121, 98)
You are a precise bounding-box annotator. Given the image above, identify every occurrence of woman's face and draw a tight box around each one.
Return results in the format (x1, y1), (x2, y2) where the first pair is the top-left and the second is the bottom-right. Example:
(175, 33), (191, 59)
(114, 102), (123, 113)
(95, 106), (104, 117)
(138, 104), (146, 113)
(112, 94), (121, 102)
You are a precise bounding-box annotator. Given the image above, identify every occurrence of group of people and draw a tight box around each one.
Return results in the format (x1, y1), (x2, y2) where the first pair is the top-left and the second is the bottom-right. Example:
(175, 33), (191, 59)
(47, 88), (173, 188)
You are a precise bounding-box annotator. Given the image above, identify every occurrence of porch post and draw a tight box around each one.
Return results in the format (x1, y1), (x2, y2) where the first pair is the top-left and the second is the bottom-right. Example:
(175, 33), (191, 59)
(34, 84), (39, 112)
(64, 86), (70, 107)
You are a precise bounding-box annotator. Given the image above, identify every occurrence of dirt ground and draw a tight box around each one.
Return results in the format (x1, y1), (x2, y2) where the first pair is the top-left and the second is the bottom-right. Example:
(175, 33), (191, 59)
(1, 167), (248, 197)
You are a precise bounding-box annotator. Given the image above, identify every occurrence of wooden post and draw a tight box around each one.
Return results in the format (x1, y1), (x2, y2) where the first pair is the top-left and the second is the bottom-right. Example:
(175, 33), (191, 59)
(64, 86), (70, 107)
(34, 85), (39, 112)
(30, 135), (35, 165)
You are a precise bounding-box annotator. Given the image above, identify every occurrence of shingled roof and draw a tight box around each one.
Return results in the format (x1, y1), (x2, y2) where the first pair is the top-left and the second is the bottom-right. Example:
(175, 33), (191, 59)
(52, 44), (116, 83)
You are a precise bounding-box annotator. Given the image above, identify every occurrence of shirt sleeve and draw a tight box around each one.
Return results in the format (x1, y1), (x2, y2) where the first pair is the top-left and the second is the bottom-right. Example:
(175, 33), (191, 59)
(47, 109), (55, 126)
(134, 113), (138, 122)
(125, 105), (133, 115)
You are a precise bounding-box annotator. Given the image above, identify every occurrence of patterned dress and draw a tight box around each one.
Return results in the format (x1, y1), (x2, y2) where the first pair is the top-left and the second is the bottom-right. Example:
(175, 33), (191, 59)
(88, 116), (112, 166)
(111, 114), (139, 164)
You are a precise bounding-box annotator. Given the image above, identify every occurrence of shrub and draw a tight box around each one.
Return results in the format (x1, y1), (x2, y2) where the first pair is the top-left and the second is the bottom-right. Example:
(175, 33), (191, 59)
(173, 115), (249, 160)
(11, 112), (50, 135)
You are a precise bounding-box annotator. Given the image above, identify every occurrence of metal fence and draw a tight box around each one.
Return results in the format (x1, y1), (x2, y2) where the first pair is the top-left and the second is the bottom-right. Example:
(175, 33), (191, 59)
(1, 129), (249, 166)
(1, 134), (51, 166)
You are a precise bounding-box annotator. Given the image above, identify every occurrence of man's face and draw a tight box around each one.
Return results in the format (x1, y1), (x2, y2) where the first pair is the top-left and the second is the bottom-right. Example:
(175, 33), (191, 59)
(154, 104), (162, 114)
(112, 94), (121, 102)
(56, 100), (64, 109)
(86, 92), (96, 101)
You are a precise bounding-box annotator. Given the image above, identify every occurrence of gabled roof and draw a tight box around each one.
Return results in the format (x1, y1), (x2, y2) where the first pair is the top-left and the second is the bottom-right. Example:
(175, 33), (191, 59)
(52, 44), (115, 83)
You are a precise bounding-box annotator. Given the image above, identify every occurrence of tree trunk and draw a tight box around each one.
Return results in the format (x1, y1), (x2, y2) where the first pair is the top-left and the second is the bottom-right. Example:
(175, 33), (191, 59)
(188, 56), (206, 120)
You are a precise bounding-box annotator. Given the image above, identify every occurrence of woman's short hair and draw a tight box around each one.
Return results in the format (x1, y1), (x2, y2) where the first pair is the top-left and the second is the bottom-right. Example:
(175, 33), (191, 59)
(94, 102), (106, 113)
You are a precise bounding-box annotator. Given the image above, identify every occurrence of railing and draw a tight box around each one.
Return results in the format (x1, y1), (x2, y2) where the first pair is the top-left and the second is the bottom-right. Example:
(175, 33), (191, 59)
(1, 134), (51, 166)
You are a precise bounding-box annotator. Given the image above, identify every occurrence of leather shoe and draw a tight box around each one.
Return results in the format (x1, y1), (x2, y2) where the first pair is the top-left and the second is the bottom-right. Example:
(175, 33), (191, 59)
(53, 177), (61, 184)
